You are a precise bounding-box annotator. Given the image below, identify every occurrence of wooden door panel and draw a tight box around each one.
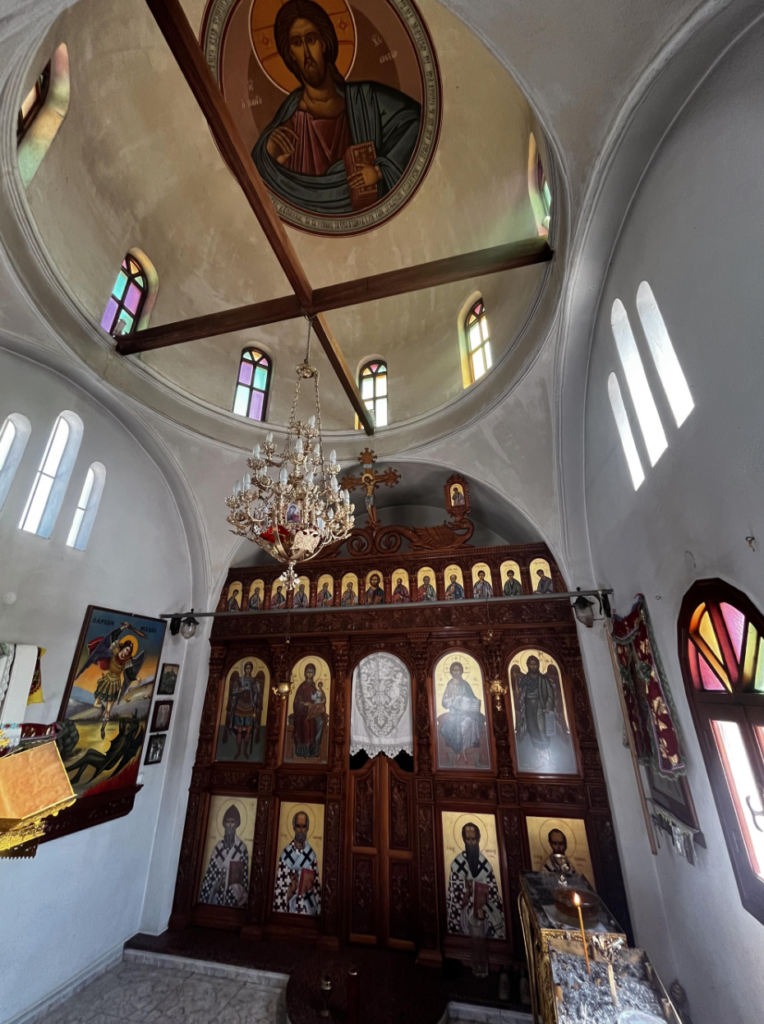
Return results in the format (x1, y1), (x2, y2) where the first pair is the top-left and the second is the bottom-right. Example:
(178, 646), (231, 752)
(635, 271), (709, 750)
(388, 860), (414, 944)
(354, 772), (375, 847)
(389, 771), (410, 850)
(351, 855), (377, 937)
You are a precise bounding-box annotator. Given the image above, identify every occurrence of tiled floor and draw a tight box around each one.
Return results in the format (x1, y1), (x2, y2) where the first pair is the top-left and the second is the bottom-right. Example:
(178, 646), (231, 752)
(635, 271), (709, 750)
(39, 956), (286, 1024)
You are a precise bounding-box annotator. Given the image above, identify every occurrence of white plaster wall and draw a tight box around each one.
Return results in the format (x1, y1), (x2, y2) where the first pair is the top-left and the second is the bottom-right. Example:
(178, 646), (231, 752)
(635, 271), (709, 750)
(0, 347), (193, 1023)
(583, 18), (764, 1023)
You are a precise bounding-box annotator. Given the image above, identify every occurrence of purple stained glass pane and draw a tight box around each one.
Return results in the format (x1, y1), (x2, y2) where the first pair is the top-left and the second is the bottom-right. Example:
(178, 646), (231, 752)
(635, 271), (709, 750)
(239, 361), (254, 385)
(721, 602), (745, 661)
(124, 282), (142, 315)
(101, 298), (118, 332)
(249, 389), (265, 421)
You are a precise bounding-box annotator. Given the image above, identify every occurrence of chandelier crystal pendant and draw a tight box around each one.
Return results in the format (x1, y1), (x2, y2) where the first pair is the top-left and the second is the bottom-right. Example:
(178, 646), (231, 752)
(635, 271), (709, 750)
(225, 320), (355, 590)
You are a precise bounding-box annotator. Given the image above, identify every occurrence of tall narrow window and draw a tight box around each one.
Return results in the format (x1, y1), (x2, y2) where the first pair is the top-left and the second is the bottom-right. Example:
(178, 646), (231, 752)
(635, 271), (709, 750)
(607, 373), (645, 490)
(67, 463), (106, 551)
(17, 43), (70, 188)
(528, 133), (552, 237)
(636, 282), (694, 427)
(680, 580), (764, 925)
(233, 349), (271, 421)
(20, 411), (83, 538)
(0, 414), (32, 512)
(17, 61), (50, 142)
(358, 360), (388, 428)
(466, 301), (492, 382)
(611, 299), (667, 466)
(101, 254), (147, 338)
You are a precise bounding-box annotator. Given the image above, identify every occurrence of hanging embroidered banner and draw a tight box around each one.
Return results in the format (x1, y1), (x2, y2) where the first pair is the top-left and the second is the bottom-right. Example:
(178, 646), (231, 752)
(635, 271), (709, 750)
(612, 595), (686, 777)
(350, 652), (413, 758)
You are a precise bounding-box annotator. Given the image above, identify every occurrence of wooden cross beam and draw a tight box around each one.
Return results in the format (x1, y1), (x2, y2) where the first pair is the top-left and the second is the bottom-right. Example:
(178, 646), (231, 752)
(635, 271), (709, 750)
(116, 237), (552, 356)
(127, 0), (555, 437)
(136, 0), (374, 434)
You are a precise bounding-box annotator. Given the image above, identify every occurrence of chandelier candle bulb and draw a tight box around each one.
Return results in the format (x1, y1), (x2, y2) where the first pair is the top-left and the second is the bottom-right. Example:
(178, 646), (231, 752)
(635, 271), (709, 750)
(295, 438), (304, 454)
(308, 416), (316, 428)
(266, 433), (273, 443)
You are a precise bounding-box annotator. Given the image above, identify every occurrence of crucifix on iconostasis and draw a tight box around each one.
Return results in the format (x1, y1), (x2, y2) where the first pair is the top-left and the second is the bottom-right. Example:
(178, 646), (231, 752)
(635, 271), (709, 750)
(340, 449), (401, 527)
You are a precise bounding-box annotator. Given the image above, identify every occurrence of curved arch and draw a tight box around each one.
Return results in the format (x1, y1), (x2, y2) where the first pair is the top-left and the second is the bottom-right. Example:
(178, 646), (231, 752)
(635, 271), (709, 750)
(17, 42), (69, 188)
(0, 411), (31, 510)
(528, 131), (551, 237)
(357, 358), (388, 428)
(66, 461), (106, 550)
(350, 651), (413, 759)
(20, 408), (83, 537)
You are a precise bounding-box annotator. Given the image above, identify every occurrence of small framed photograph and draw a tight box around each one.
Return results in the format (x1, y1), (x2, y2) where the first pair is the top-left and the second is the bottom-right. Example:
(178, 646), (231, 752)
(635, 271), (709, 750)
(144, 733), (166, 765)
(151, 700), (174, 732)
(157, 663), (179, 696)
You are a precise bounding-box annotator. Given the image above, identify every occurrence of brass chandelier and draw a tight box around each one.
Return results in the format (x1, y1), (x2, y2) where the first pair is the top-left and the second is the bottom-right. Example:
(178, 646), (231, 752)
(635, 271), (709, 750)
(225, 320), (355, 590)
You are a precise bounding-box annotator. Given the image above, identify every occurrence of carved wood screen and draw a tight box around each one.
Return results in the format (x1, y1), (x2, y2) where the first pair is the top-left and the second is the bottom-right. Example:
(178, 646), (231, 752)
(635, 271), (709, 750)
(171, 541), (631, 964)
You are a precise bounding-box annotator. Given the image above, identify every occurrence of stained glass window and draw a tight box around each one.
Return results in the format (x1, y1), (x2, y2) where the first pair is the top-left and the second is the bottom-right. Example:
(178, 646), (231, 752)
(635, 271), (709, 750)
(233, 349), (271, 421)
(465, 301), (492, 383)
(680, 580), (764, 923)
(101, 255), (147, 338)
(357, 360), (388, 428)
(17, 61), (50, 143)
(0, 414), (31, 512)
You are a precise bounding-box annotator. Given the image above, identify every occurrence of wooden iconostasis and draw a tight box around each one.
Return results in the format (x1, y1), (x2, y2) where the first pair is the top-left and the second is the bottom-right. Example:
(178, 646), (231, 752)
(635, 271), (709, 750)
(170, 539), (631, 965)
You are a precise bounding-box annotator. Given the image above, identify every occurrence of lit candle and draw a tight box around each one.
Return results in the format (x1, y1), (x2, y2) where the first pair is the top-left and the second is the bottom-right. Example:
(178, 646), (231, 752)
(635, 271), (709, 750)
(608, 963), (617, 1005)
(572, 893), (591, 974)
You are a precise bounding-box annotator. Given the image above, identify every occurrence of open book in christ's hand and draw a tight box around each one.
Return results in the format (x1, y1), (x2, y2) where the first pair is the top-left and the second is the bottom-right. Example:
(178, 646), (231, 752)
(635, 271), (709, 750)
(344, 142), (379, 210)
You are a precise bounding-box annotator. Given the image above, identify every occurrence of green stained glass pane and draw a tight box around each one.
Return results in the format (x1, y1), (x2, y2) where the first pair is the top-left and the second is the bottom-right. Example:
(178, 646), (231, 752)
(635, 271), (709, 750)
(543, 182), (552, 207)
(376, 374), (387, 397)
(243, 351), (253, 362)
(254, 365), (268, 391)
(755, 637), (764, 692)
(469, 323), (482, 351)
(118, 310), (133, 333)
(113, 271), (128, 300)
(233, 385), (249, 416)
(362, 378), (374, 399)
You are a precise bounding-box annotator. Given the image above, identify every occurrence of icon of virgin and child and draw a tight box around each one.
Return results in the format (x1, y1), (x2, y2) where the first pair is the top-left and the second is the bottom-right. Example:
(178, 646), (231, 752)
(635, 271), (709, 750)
(287, 662), (329, 761)
(252, 0), (422, 216)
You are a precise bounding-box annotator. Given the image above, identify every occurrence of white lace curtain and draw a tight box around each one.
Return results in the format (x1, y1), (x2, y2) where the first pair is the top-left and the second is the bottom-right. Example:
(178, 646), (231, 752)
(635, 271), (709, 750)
(350, 652), (413, 759)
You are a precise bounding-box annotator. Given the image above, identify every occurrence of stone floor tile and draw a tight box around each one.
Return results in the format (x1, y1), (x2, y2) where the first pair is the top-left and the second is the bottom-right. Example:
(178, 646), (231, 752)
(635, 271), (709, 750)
(144, 974), (244, 1024)
(82, 965), (186, 1021)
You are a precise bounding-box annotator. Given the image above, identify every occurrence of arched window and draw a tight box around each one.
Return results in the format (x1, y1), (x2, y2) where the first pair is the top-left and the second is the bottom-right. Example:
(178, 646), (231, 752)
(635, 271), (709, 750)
(17, 43), (70, 188)
(17, 62), (50, 142)
(679, 580), (764, 924)
(0, 413), (32, 511)
(66, 463), (106, 551)
(607, 372), (645, 490)
(233, 348), (271, 421)
(636, 282), (694, 428)
(20, 411), (83, 538)
(465, 300), (492, 382)
(528, 133), (552, 237)
(101, 254), (149, 338)
(358, 360), (388, 428)
(611, 298), (667, 466)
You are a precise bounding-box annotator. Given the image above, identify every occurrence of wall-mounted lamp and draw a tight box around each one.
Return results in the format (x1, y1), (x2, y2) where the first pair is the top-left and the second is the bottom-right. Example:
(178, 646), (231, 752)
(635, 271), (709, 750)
(170, 609), (199, 640)
(571, 589), (611, 628)
(489, 677), (507, 711)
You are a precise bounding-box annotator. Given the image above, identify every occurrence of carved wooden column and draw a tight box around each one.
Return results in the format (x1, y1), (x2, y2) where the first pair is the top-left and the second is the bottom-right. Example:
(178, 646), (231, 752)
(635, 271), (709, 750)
(169, 645), (225, 928)
(410, 636), (441, 965)
(483, 629), (515, 781)
(321, 638), (349, 948)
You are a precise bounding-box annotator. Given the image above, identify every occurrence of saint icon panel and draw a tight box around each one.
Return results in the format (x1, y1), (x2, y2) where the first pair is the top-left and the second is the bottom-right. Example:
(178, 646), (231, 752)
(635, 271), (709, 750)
(434, 652), (491, 770)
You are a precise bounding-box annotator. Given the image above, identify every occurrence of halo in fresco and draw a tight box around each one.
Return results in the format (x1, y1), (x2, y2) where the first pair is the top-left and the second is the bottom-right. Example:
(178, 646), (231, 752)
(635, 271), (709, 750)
(202, 0), (442, 235)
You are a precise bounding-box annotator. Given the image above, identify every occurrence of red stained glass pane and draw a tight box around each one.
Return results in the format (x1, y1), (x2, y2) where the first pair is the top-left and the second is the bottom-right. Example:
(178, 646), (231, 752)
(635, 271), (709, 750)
(248, 389), (264, 421)
(101, 298), (118, 332)
(238, 361), (254, 385)
(124, 282), (143, 315)
(722, 602), (745, 661)
(370, 363), (379, 372)
(698, 651), (726, 691)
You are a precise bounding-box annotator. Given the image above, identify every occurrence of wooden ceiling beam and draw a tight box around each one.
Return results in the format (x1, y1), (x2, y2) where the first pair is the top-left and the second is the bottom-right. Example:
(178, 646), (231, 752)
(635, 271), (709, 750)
(116, 238), (553, 355)
(312, 314), (374, 435)
(144, 0), (312, 309)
